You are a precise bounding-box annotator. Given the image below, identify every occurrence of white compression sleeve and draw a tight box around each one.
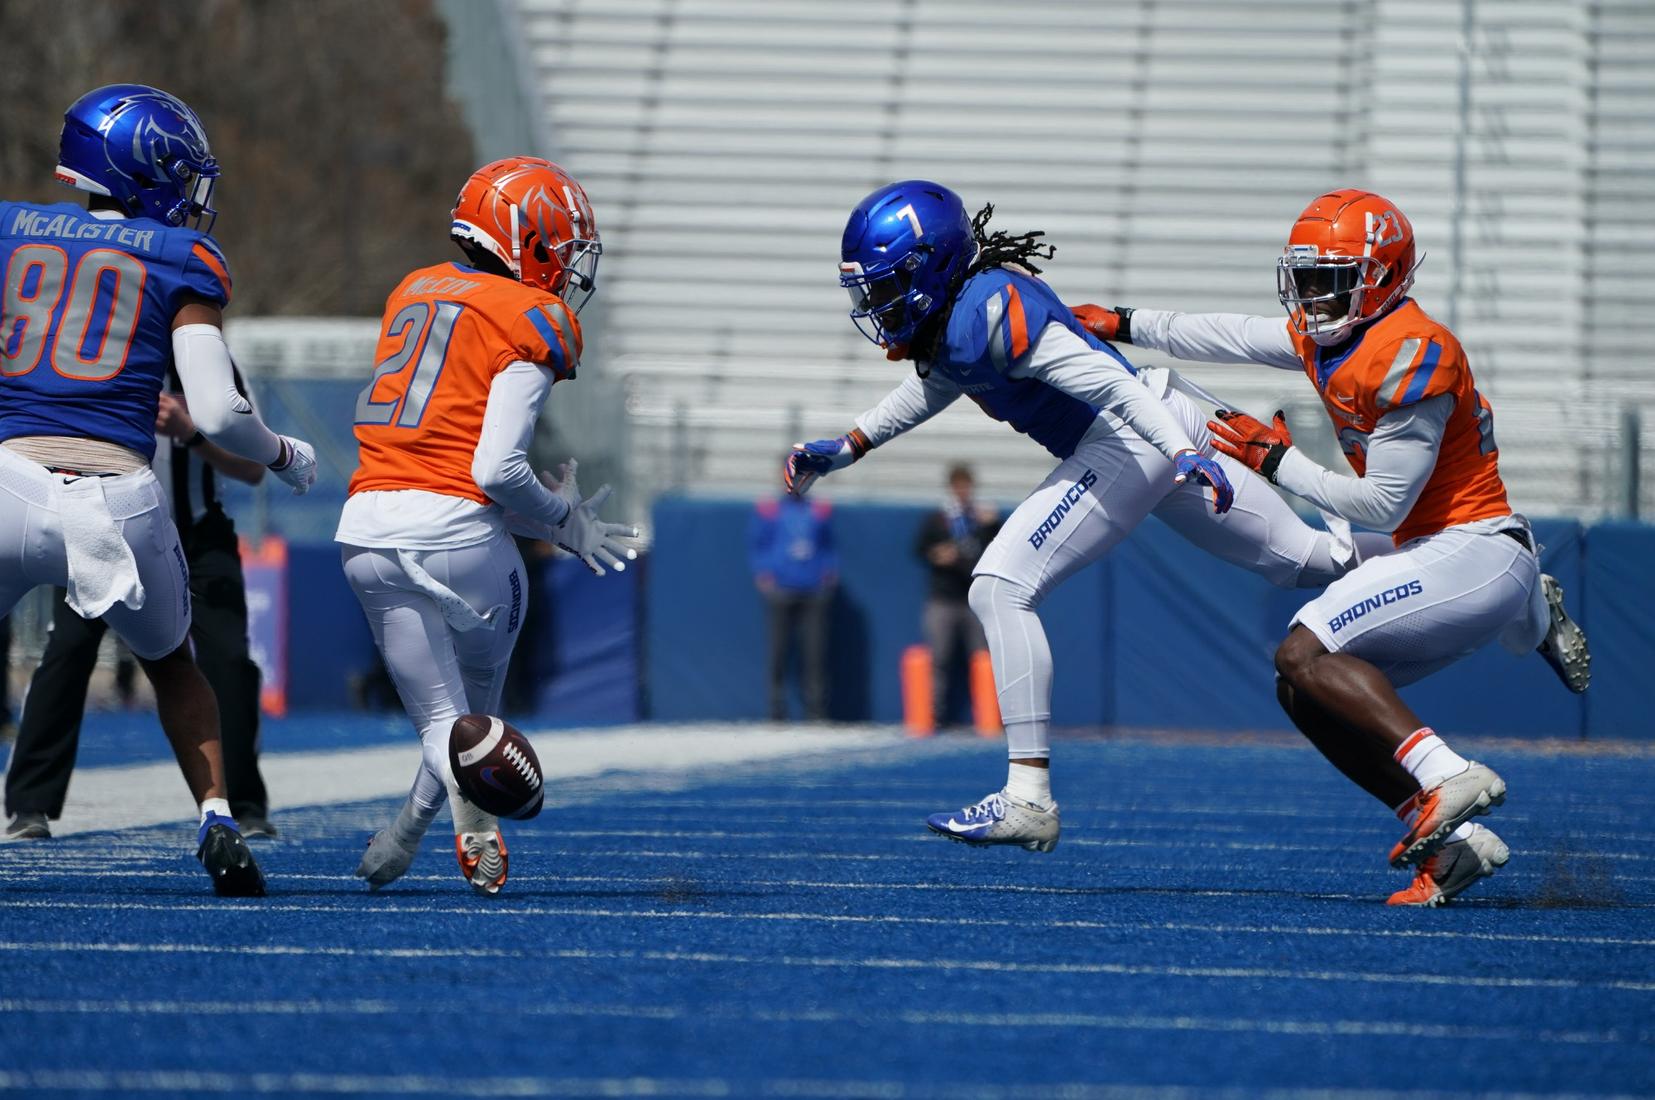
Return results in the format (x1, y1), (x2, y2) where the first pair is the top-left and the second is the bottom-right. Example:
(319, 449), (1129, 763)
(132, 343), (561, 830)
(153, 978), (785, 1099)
(471, 360), (570, 532)
(171, 323), (283, 465)
(1015, 323), (1197, 461)
(968, 575), (1051, 760)
(1129, 309), (1303, 371)
(1272, 393), (1452, 531)
(853, 370), (960, 448)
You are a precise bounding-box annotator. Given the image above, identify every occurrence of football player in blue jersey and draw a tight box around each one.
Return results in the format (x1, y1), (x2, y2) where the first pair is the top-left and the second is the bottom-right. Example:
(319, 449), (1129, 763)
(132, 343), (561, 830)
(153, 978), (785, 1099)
(788, 180), (1383, 852)
(0, 85), (317, 893)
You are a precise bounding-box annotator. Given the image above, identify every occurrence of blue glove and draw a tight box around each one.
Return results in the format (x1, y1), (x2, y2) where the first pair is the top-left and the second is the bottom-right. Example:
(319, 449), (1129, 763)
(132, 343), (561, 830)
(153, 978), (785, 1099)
(1173, 448), (1234, 515)
(784, 429), (870, 497)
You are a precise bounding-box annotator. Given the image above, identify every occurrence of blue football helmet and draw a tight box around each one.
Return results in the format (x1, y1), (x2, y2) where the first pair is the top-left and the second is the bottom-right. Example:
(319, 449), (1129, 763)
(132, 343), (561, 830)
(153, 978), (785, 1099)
(55, 84), (220, 230)
(840, 180), (975, 349)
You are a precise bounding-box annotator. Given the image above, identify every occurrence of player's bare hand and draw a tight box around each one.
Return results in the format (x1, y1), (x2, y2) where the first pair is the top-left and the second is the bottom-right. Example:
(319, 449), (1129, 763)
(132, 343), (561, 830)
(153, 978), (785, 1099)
(155, 392), (195, 440)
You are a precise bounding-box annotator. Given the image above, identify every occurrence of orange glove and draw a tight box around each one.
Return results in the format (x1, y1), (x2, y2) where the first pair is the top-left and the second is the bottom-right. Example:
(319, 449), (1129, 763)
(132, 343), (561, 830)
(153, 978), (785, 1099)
(1070, 304), (1133, 343)
(1207, 409), (1293, 484)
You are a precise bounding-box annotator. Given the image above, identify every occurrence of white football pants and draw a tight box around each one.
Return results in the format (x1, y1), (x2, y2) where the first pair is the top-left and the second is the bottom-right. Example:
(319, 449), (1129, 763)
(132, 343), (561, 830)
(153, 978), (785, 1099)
(0, 446), (189, 660)
(342, 534), (526, 830)
(1292, 518), (1546, 686)
(969, 388), (1362, 760)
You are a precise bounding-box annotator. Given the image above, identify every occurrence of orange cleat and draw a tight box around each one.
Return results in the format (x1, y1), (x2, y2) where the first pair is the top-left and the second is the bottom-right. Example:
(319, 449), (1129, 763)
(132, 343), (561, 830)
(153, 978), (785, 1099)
(1389, 763), (1506, 869)
(455, 830), (508, 896)
(1388, 823), (1510, 907)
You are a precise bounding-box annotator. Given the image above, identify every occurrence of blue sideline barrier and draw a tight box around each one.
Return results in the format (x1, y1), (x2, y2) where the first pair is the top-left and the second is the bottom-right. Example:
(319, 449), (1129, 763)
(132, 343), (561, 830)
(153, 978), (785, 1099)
(274, 500), (1646, 739)
(647, 497), (1648, 740)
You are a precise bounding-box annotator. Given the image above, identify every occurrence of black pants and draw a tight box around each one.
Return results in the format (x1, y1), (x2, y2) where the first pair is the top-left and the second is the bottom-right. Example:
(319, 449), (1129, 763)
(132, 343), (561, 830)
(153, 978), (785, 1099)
(5, 506), (268, 820)
(766, 590), (829, 721)
(923, 596), (987, 726)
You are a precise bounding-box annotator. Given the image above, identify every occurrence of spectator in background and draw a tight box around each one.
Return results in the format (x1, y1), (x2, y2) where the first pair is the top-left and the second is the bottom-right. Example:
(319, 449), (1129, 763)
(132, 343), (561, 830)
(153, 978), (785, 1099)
(5, 373), (274, 841)
(915, 465), (1001, 727)
(749, 488), (839, 722)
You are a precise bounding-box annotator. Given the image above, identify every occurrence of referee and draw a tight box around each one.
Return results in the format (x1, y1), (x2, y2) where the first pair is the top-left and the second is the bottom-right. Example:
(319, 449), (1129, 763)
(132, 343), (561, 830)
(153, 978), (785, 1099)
(3, 367), (274, 840)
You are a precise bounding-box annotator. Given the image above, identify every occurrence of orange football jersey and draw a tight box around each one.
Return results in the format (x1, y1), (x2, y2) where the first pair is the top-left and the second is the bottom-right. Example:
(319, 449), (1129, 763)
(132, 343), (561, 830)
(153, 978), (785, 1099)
(348, 262), (581, 504)
(1288, 299), (1508, 545)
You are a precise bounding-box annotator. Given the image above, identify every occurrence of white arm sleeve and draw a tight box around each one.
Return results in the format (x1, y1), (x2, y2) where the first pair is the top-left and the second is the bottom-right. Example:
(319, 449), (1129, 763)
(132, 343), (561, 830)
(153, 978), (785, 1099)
(853, 370), (961, 448)
(470, 360), (571, 531)
(1013, 323), (1197, 461)
(1129, 309), (1302, 371)
(171, 324), (283, 465)
(1272, 393), (1453, 531)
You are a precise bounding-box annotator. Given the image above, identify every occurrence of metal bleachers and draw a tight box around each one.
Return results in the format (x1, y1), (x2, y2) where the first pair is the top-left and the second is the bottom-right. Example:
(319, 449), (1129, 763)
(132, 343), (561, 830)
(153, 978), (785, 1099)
(496, 0), (1654, 517)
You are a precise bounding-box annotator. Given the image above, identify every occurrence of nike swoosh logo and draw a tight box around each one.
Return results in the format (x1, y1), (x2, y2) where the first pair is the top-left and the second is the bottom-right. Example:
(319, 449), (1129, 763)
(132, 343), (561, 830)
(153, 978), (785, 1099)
(478, 766), (513, 793)
(941, 818), (988, 833)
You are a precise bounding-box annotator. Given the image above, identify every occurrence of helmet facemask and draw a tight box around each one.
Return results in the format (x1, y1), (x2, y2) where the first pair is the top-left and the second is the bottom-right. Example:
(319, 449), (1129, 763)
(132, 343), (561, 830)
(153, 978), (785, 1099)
(1277, 247), (1380, 346)
(841, 249), (935, 348)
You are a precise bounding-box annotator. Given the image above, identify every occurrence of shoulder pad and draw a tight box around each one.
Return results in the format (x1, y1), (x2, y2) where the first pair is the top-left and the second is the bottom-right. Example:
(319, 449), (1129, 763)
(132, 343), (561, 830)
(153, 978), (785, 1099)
(1371, 331), (1464, 412)
(941, 268), (1067, 374)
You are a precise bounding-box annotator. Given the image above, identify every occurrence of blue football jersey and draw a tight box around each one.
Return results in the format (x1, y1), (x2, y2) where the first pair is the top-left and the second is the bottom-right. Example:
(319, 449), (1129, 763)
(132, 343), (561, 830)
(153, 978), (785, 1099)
(0, 200), (233, 460)
(927, 267), (1137, 460)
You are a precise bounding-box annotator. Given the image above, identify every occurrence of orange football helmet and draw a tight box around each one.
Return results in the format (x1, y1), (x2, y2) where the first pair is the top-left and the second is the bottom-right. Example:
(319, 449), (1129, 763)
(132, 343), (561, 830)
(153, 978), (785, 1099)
(449, 156), (601, 311)
(1277, 189), (1419, 345)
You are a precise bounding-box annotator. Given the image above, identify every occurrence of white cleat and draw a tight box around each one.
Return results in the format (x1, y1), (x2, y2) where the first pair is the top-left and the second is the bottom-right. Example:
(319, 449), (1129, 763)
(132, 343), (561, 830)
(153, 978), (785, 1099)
(355, 828), (419, 890)
(926, 789), (1060, 852)
(1388, 823), (1510, 907)
(457, 831), (508, 895)
(1536, 574), (1590, 694)
(1389, 762), (1506, 869)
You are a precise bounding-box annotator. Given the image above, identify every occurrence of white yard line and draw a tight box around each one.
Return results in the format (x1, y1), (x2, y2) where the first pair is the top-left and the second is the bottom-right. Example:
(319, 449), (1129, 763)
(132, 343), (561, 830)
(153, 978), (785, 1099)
(0, 998), (1646, 1048)
(0, 941), (1652, 994)
(4, 897), (1655, 950)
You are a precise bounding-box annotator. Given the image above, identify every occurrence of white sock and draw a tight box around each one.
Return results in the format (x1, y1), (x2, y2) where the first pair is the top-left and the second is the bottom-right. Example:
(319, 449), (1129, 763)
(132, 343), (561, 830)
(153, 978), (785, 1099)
(198, 798), (231, 826)
(1393, 728), (1470, 789)
(1005, 761), (1052, 807)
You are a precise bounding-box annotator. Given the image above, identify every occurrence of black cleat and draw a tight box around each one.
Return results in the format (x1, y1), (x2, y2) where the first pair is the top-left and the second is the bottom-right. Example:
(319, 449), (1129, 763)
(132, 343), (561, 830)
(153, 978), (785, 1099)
(196, 816), (267, 897)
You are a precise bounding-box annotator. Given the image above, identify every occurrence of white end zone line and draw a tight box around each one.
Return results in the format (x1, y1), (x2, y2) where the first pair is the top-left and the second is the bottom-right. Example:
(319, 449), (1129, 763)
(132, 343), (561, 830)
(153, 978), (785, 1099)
(31, 724), (915, 838)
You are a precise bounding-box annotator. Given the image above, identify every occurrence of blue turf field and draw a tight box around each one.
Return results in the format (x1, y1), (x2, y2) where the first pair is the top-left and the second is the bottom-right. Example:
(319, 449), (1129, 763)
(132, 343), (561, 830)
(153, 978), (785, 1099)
(2, 720), (1653, 1098)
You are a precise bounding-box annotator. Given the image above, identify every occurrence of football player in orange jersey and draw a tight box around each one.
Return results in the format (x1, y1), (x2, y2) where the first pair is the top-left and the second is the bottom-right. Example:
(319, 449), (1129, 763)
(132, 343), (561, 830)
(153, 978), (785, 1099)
(337, 156), (638, 895)
(1073, 189), (1590, 906)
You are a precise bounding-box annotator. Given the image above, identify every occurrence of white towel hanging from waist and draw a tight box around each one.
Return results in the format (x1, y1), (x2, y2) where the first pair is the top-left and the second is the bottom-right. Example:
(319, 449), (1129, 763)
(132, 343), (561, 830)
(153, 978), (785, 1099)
(59, 475), (145, 619)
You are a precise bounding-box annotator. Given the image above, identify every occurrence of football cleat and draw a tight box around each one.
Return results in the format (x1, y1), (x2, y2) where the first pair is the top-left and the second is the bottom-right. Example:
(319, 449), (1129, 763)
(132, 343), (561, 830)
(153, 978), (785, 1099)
(355, 827), (420, 890)
(926, 789), (1060, 852)
(4, 812), (51, 841)
(1388, 823), (1510, 907)
(196, 814), (266, 897)
(456, 831), (509, 895)
(1536, 574), (1591, 695)
(1389, 762), (1506, 869)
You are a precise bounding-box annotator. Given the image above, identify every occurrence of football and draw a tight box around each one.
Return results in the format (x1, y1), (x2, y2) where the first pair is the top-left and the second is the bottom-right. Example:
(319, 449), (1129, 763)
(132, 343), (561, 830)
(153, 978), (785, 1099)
(447, 714), (544, 820)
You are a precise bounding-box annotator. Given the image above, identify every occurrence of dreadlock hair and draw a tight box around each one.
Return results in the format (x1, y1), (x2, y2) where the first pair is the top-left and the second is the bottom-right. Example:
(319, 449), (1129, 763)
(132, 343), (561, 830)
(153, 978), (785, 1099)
(965, 202), (1056, 277)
